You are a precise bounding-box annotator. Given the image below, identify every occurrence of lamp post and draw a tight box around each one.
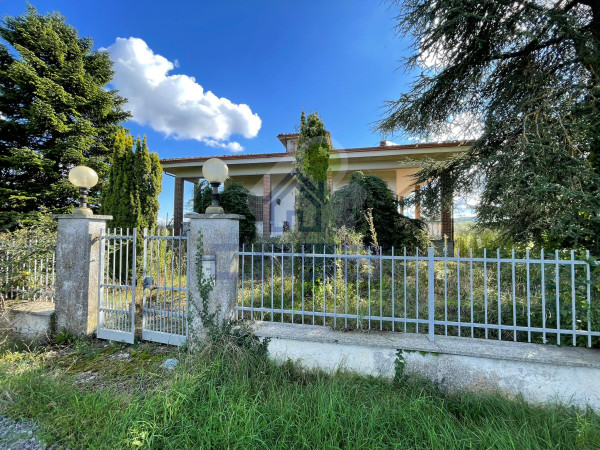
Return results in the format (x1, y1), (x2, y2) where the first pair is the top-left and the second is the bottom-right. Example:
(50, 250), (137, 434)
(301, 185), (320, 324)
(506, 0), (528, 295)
(68, 165), (99, 215)
(202, 158), (229, 214)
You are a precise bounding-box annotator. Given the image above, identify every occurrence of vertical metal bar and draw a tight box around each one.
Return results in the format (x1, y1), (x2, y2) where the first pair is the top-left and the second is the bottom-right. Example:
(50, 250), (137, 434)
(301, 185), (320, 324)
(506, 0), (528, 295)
(291, 244), (295, 323)
(367, 246), (371, 330)
(586, 250), (591, 348)
(470, 248), (474, 338)
(541, 249), (546, 344)
(176, 235), (182, 335)
(391, 247), (395, 332)
(323, 244), (326, 326)
(497, 248), (501, 340)
(457, 248), (461, 337)
(344, 245), (348, 329)
(526, 248), (531, 343)
(512, 248), (517, 341)
(301, 245), (305, 324)
(379, 247), (382, 331)
(312, 245), (315, 325)
(119, 229), (123, 332)
(356, 245), (359, 329)
(271, 244), (275, 320)
(427, 247), (435, 341)
(162, 229), (167, 334)
(282, 244), (285, 323)
(484, 248), (488, 339)
(97, 229), (105, 335)
(131, 228), (137, 337)
(444, 246), (448, 336)
(125, 229), (130, 334)
(169, 233), (175, 336)
(241, 243), (245, 321)
(333, 245), (337, 328)
(403, 247), (407, 332)
(112, 229), (117, 330)
(416, 247), (420, 334)
(556, 249), (561, 345)
(571, 249), (576, 346)
(251, 244), (254, 320)
(143, 228), (148, 335)
(261, 244), (265, 321)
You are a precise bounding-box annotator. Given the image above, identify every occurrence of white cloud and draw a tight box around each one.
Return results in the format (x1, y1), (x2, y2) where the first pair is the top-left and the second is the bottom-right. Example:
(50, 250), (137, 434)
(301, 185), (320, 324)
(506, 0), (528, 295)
(105, 37), (261, 152)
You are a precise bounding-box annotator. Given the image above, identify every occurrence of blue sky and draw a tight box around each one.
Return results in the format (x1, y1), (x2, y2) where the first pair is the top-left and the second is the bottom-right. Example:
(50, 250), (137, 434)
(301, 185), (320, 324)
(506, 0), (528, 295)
(1, 0), (418, 220)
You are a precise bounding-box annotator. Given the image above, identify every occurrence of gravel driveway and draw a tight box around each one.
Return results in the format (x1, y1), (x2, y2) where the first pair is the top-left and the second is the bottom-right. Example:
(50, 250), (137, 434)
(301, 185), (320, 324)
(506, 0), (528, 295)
(0, 416), (56, 450)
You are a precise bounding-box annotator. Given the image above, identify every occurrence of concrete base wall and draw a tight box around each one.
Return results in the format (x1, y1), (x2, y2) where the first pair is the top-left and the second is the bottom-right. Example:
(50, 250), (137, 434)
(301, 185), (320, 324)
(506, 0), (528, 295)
(252, 322), (600, 412)
(11, 302), (55, 340)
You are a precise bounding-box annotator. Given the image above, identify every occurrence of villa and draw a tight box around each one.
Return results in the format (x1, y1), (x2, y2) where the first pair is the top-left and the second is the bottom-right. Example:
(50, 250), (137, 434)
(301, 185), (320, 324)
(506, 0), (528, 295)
(160, 132), (471, 240)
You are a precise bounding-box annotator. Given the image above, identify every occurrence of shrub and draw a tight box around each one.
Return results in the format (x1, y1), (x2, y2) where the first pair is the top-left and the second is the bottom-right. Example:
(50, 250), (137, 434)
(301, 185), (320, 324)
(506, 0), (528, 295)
(332, 172), (429, 251)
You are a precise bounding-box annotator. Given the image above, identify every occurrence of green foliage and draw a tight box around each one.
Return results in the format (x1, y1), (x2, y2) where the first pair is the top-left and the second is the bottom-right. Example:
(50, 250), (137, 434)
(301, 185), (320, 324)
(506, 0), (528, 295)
(294, 111), (334, 244)
(0, 6), (130, 229)
(192, 181), (256, 244)
(99, 129), (162, 230)
(332, 171), (429, 250)
(189, 229), (268, 358)
(454, 222), (512, 257)
(379, 0), (600, 253)
(1, 338), (599, 448)
(0, 213), (56, 302)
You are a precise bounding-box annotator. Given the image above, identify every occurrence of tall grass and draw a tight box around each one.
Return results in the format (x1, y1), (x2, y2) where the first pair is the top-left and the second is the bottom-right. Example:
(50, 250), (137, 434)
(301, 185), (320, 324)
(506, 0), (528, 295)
(0, 338), (598, 449)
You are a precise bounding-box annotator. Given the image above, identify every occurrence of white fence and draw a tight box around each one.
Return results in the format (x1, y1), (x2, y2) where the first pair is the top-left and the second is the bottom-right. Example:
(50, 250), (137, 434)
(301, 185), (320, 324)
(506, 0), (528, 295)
(0, 240), (55, 303)
(237, 245), (598, 347)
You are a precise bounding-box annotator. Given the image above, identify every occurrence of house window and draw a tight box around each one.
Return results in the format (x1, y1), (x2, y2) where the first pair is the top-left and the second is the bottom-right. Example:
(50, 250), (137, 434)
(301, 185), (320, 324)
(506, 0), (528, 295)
(248, 194), (263, 221)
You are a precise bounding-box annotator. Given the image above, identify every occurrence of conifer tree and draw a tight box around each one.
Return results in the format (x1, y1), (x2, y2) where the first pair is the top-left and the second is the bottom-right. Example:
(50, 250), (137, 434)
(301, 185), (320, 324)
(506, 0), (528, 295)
(100, 129), (162, 230)
(379, 0), (600, 252)
(0, 6), (129, 228)
(294, 111), (333, 244)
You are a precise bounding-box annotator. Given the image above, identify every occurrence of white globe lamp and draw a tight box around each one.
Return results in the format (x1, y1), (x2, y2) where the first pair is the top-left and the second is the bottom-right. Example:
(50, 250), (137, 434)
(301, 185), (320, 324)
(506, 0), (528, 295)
(68, 165), (98, 215)
(202, 158), (229, 214)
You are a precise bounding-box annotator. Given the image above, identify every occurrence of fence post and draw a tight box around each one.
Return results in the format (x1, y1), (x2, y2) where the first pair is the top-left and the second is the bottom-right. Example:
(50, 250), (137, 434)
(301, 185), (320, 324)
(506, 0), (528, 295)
(185, 212), (242, 342)
(428, 247), (435, 342)
(52, 214), (112, 336)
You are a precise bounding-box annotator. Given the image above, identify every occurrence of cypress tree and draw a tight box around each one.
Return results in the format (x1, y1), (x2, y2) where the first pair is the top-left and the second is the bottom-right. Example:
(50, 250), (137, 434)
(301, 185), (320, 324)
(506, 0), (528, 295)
(294, 111), (333, 244)
(100, 130), (161, 231)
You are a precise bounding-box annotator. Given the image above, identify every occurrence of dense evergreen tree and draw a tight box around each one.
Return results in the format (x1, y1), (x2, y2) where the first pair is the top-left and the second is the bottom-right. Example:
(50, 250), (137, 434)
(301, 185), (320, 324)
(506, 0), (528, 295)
(379, 0), (600, 252)
(193, 180), (256, 244)
(332, 172), (428, 250)
(0, 6), (130, 229)
(99, 129), (162, 230)
(294, 111), (333, 244)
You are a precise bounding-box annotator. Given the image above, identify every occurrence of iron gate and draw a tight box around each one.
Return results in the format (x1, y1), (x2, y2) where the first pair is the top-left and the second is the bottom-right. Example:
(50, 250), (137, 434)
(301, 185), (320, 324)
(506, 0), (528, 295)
(97, 228), (189, 345)
(97, 228), (137, 343)
(141, 229), (189, 345)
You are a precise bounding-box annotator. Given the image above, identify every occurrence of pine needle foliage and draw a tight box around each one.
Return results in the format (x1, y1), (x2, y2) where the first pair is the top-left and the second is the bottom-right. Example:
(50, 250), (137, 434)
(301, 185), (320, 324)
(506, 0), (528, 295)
(379, 0), (600, 253)
(0, 5), (130, 229)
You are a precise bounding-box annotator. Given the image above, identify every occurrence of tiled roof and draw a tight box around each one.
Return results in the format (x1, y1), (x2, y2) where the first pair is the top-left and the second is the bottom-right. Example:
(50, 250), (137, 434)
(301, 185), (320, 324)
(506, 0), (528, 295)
(160, 140), (472, 165)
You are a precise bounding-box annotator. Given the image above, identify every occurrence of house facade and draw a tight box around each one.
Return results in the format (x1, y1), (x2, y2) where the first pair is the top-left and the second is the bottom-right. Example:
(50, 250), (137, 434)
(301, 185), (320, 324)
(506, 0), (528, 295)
(160, 132), (471, 240)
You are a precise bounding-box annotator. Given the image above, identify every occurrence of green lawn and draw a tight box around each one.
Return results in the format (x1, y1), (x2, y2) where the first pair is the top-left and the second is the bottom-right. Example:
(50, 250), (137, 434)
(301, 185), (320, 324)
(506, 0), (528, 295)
(0, 335), (598, 449)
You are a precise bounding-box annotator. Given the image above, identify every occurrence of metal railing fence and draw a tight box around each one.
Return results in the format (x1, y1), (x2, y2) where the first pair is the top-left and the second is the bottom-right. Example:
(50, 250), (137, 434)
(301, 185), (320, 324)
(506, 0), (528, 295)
(0, 240), (56, 303)
(237, 245), (598, 347)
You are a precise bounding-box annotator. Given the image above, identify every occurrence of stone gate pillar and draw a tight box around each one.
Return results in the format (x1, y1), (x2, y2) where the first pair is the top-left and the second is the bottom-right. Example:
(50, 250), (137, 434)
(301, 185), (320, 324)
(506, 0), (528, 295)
(185, 213), (242, 341)
(52, 214), (112, 336)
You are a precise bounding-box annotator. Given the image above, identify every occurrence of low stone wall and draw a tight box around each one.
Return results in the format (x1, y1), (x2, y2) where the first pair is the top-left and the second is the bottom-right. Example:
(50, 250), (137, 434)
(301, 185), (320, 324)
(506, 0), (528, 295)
(251, 322), (600, 412)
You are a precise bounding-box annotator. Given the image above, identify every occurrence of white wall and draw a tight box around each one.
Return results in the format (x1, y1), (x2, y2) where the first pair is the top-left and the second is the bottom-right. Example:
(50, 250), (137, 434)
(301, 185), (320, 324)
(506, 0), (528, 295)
(270, 174), (295, 233)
